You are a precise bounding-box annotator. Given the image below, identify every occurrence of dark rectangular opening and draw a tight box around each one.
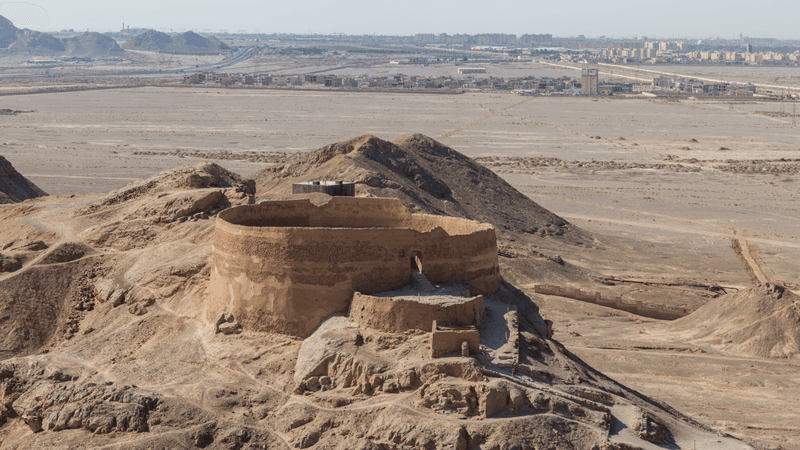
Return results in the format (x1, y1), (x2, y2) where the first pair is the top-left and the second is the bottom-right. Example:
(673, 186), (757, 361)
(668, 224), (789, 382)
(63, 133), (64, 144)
(410, 253), (422, 272)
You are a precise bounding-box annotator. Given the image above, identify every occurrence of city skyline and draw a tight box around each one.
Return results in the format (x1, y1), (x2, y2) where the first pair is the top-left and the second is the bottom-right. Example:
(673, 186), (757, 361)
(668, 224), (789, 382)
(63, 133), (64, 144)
(1, 0), (799, 40)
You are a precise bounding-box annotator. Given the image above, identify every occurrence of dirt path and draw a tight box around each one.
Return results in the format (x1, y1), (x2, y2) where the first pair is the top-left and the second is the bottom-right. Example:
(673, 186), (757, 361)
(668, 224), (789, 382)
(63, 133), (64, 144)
(730, 237), (790, 288)
(731, 238), (768, 284)
(438, 98), (531, 141)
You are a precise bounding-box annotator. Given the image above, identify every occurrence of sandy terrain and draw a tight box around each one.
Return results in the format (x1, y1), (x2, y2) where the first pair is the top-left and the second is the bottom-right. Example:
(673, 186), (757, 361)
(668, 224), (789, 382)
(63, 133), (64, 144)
(2, 86), (800, 448)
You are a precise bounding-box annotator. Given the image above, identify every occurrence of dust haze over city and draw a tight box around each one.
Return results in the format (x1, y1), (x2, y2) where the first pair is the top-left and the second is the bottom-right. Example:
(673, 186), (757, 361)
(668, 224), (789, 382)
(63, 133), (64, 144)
(0, 0), (799, 449)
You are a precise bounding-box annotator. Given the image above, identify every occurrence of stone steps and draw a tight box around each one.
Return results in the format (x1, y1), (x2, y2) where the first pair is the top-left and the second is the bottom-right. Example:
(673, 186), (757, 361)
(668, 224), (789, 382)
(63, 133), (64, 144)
(411, 272), (436, 292)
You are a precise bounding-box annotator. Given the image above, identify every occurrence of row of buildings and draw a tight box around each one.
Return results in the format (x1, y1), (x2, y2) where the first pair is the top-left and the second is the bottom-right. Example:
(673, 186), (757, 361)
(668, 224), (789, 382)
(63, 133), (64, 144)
(606, 40), (693, 51)
(413, 33), (553, 46)
(650, 75), (758, 96)
(603, 48), (800, 63)
(685, 51), (800, 63)
(599, 40), (800, 64)
(183, 70), (759, 98)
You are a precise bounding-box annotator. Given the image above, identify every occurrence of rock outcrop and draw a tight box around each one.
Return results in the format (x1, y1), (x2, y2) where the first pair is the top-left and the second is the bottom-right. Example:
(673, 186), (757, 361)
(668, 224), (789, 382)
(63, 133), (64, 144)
(0, 359), (158, 434)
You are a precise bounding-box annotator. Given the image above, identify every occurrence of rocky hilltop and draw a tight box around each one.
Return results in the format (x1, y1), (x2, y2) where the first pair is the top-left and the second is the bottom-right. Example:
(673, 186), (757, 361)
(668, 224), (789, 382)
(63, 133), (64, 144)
(0, 16), (63, 54)
(0, 136), (752, 449)
(122, 30), (227, 54)
(61, 32), (124, 57)
(255, 133), (587, 243)
(0, 155), (46, 204)
(0, 15), (15, 48)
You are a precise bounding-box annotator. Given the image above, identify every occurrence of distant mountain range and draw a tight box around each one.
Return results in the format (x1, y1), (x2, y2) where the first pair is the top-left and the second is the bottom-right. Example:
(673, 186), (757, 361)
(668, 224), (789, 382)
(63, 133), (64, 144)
(0, 15), (228, 57)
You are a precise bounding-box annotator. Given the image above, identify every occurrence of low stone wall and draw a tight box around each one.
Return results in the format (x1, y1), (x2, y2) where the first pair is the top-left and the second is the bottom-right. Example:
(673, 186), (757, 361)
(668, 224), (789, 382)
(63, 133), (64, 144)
(533, 285), (689, 320)
(431, 321), (480, 357)
(208, 197), (500, 338)
(349, 292), (484, 333)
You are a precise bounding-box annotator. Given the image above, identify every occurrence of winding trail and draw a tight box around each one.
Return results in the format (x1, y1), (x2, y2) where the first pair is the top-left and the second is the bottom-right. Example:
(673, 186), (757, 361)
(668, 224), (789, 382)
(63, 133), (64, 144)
(437, 98), (531, 141)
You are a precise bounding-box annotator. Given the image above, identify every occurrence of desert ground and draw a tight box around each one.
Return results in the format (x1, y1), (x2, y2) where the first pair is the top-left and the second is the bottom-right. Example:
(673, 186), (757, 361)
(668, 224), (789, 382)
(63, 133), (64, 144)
(2, 86), (800, 448)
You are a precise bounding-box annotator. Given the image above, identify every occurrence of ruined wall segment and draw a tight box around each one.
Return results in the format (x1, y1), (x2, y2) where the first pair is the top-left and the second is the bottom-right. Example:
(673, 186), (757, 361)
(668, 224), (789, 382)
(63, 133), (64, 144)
(349, 293), (484, 333)
(209, 197), (500, 337)
(533, 285), (689, 320)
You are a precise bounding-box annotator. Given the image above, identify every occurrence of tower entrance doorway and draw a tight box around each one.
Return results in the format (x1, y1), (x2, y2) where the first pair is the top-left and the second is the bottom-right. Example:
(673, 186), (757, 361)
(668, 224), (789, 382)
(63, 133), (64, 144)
(410, 251), (422, 273)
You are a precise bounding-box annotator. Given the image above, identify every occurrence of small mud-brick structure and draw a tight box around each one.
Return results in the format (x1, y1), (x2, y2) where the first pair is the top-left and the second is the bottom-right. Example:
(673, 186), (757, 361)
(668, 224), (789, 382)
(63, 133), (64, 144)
(292, 180), (355, 197)
(208, 197), (500, 338)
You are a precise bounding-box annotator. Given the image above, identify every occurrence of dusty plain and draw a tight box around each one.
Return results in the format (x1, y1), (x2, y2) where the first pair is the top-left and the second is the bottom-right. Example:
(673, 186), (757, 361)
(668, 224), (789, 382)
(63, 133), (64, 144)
(2, 85), (800, 448)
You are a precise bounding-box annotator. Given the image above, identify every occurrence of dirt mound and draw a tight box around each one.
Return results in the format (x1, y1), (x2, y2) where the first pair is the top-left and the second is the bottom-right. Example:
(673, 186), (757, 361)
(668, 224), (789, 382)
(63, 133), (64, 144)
(0, 155), (47, 204)
(60, 32), (123, 57)
(254, 133), (585, 240)
(665, 283), (800, 358)
(122, 30), (225, 54)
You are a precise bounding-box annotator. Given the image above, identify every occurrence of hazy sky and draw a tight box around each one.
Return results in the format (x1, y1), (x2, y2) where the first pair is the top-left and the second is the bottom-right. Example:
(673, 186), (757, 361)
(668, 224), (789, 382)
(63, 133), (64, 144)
(2, 0), (798, 39)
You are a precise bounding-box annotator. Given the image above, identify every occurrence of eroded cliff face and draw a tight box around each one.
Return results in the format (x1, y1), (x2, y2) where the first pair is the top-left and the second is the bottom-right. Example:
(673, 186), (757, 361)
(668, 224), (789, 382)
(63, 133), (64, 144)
(0, 153), (753, 449)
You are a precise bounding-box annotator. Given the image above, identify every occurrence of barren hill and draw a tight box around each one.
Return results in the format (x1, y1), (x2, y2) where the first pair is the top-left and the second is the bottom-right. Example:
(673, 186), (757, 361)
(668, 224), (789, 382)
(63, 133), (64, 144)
(254, 134), (587, 242)
(61, 32), (123, 57)
(664, 283), (800, 358)
(0, 15), (63, 54)
(121, 29), (171, 51)
(0, 15), (16, 48)
(0, 158), (750, 449)
(122, 30), (226, 54)
(172, 31), (226, 53)
(0, 155), (47, 204)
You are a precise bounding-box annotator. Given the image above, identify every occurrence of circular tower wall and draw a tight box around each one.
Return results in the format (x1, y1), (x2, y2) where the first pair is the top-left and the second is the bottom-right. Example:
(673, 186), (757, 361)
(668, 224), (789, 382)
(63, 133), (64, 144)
(209, 197), (500, 338)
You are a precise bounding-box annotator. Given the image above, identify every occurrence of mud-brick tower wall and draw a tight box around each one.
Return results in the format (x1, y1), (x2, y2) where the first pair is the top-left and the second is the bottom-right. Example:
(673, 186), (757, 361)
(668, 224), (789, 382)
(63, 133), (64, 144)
(208, 197), (500, 338)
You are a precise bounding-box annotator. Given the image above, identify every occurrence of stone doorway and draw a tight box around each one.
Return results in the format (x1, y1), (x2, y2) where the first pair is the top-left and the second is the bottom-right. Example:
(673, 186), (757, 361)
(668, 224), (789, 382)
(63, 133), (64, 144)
(410, 251), (422, 273)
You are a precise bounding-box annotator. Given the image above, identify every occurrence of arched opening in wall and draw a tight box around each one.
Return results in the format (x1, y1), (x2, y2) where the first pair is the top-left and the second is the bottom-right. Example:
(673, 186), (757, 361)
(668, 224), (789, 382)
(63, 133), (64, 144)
(410, 251), (422, 273)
